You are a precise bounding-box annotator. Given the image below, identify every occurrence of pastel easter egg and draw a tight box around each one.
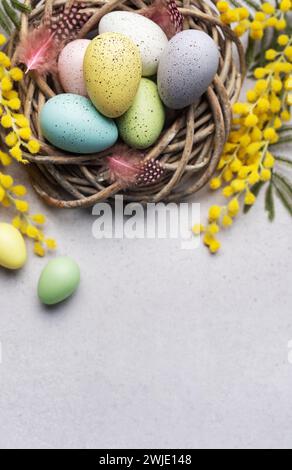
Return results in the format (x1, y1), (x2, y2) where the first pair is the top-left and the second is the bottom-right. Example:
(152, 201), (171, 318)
(58, 39), (91, 96)
(117, 78), (165, 149)
(40, 94), (118, 154)
(38, 256), (80, 305)
(84, 32), (142, 118)
(0, 223), (27, 270)
(99, 11), (168, 77)
(157, 30), (219, 109)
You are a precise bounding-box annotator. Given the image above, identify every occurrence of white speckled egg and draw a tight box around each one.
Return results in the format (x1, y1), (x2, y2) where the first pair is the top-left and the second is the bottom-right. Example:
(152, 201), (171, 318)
(58, 39), (90, 96)
(99, 11), (168, 76)
(157, 30), (220, 109)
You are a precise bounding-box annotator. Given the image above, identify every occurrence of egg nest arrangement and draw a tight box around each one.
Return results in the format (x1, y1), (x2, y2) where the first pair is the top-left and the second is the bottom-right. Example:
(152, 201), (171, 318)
(6, 0), (245, 208)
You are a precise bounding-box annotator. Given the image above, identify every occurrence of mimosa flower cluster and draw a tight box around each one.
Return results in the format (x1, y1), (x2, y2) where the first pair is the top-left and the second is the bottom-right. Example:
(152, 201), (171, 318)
(0, 33), (56, 256)
(193, 1), (292, 253)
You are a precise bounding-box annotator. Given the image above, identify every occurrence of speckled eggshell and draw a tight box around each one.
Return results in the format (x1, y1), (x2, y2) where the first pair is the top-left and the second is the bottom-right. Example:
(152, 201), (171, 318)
(58, 39), (91, 96)
(117, 78), (165, 149)
(157, 30), (220, 109)
(40, 94), (118, 154)
(84, 32), (142, 118)
(99, 11), (168, 77)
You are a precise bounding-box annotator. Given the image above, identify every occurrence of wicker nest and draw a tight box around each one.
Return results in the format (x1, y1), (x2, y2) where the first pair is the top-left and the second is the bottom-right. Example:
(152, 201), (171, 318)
(6, 0), (245, 208)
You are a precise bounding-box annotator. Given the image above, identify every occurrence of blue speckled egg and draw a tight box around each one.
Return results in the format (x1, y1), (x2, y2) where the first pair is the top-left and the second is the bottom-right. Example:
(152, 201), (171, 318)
(157, 30), (220, 109)
(40, 94), (118, 154)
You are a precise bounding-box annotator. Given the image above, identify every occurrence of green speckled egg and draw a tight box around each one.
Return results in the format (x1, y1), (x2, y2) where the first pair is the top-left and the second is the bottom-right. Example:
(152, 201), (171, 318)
(84, 32), (142, 118)
(38, 257), (80, 306)
(117, 78), (165, 149)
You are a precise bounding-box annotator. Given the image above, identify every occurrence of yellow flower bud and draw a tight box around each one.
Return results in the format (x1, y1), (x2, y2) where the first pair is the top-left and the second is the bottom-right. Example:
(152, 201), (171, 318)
(5, 132), (18, 147)
(276, 19), (287, 30)
(209, 177), (222, 190)
(209, 239), (221, 254)
(208, 205), (222, 221)
(228, 198), (240, 217)
(0, 173), (13, 189)
(248, 172), (260, 185)
(260, 169), (271, 182)
(1, 76), (13, 91)
(15, 199), (29, 213)
(10, 145), (23, 161)
(263, 128), (278, 143)
(244, 113), (258, 127)
(18, 127), (31, 140)
(208, 223), (220, 235)
(280, 0), (291, 12)
(11, 185), (27, 196)
(45, 239), (57, 250)
(261, 2), (275, 14)
(8, 98), (21, 110)
(278, 35), (289, 46)
(34, 242), (45, 257)
(217, 1), (229, 13)
(222, 215), (233, 228)
(263, 152), (275, 169)
(222, 186), (234, 198)
(9, 67), (24, 82)
(27, 140), (40, 154)
(0, 151), (12, 166)
(244, 191), (256, 206)
(1, 114), (13, 128)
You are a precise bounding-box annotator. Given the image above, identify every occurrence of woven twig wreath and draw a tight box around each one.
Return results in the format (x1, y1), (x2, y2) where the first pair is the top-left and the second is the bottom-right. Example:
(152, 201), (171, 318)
(6, 0), (245, 208)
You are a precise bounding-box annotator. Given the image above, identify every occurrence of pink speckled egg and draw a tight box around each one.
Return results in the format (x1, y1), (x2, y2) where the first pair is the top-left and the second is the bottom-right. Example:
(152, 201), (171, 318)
(58, 39), (91, 96)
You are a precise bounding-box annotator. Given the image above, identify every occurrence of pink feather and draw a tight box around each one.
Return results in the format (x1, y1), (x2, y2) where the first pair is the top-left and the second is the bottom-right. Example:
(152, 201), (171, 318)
(107, 146), (164, 188)
(141, 0), (183, 39)
(108, 148), (143, 187)
(17, 25), (60, 75)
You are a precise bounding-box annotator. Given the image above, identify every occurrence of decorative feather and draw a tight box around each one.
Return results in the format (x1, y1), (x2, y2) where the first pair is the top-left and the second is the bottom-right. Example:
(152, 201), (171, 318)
(140, 0), (183, 39)
(49, 1), (91, 42)
(108, 147), (144, 187)
(17, 24), (59, 75)
(107, 146), (164, 188)
(17, 2), (91, 75)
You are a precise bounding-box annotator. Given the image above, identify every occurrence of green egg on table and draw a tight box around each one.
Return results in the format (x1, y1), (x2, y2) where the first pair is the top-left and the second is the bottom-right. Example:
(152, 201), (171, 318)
(117, 78), (165, 149)
(38, 256), (80, 305)
(0, 223), (27, 270)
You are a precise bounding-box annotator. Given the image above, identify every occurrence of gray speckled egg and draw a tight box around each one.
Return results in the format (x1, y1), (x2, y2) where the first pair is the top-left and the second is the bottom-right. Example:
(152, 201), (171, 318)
(40, 94), (118, 154)
(157, 30), (219, 109)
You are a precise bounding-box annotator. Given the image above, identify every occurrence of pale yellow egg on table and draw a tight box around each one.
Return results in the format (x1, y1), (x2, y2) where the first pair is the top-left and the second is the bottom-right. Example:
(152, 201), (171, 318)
(0, 223), (27, 270)
(84, 32), (142, 118)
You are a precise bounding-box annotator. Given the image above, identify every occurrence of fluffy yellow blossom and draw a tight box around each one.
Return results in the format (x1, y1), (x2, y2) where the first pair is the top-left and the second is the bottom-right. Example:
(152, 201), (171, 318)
(0, 39), (57, 257)
(244, 191), (256, 206)
(210, 177), (222, 190)
(9, 67), (23, 82)
(261, 3), (275, 14)
(228, 198), (240, 217)
(208, 205), (222, 221)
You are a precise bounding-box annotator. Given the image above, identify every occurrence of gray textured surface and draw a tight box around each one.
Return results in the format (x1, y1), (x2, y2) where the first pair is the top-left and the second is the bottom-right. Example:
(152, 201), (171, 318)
(0, 182), (291, 449)
(0, 22), (291, 447)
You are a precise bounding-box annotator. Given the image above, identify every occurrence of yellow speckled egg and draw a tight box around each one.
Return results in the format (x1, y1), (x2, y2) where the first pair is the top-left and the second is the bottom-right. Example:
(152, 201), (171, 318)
(84, 32), (142, 118)
(0, 223), (27, 270)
